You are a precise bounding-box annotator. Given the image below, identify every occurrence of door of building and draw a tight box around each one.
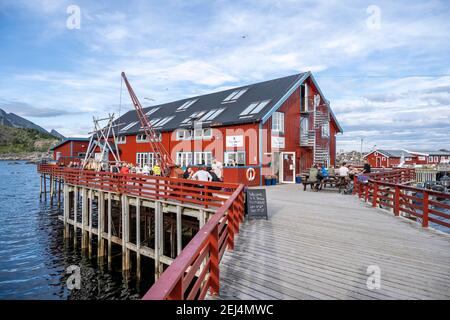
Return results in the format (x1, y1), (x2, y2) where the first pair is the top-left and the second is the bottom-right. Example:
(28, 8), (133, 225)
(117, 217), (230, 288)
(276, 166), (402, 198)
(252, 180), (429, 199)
(280, 152), (296, 183)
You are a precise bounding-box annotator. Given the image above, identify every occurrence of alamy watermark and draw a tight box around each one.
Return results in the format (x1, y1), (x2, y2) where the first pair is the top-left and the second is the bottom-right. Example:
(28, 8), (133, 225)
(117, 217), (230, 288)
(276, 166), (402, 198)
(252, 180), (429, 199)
(66, 5), (81, 30)
(66, 265), (81, 290)
(366, 5), (381, 30)
(366, 265), (381, 290)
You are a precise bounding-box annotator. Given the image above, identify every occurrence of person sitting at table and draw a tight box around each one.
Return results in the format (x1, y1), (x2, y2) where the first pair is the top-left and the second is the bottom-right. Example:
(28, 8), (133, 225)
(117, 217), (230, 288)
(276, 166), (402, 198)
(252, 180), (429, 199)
(308, 165), (319, 191)
(338, 162), (349, 177)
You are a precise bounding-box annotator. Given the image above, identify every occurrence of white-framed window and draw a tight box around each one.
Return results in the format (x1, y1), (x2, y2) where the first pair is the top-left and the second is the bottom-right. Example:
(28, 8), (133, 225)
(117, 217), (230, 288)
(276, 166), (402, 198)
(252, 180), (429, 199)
(193, 128), (212, 140)
(176, 129), (192, 140)
(136, 152), (156, 167)
(321, 122), (330, 137)
(272, 112), (284, 133)
(176, 152), (193, 167)
(116, 136), (126, 144)
(428, 156), (433, 162)
(223, 88), (248, 103)
(224, 151), (246, 166)
(300, 117), (309, 135)
(194, 151), (212, 166)
(136, 134), (148, 143)
(382, 157), (386, 161)
(151, 132), (162, 142)
(405, 157), (412, 161)
(136, 153), (148, 167)
(434, 156), (439, 162)
(418, 156), (426, 161)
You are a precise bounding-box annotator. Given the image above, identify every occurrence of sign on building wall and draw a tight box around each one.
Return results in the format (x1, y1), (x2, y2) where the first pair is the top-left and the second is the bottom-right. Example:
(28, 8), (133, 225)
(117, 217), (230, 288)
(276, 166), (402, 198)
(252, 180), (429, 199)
(226, 135), (244, 147)
(271, 136), (285, 149)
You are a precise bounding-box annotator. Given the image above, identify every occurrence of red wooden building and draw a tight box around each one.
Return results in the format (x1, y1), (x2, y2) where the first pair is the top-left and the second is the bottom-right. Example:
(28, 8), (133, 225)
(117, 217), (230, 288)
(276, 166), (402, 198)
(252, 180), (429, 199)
(51, 138), (89, 165)
(55, 72), (343, 185)
(364, 149), (450, 168)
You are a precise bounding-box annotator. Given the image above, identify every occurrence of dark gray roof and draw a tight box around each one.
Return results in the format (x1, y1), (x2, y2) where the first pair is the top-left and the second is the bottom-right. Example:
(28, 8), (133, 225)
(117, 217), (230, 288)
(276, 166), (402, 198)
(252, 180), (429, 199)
(376, 149), (413, 158)
(50, 137), (89, 150)
(114, 73), (307, 135)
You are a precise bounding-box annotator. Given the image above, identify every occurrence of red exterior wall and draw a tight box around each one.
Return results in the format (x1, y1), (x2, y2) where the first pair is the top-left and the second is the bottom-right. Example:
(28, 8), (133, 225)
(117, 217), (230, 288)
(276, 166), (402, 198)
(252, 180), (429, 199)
(53, 140), (88, 162)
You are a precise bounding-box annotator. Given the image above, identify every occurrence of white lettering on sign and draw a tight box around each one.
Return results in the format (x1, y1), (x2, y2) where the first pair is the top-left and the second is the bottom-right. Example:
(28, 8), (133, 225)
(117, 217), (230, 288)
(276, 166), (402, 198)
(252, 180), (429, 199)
(271, 136), (285, 149)
(226, 135), (244, 147)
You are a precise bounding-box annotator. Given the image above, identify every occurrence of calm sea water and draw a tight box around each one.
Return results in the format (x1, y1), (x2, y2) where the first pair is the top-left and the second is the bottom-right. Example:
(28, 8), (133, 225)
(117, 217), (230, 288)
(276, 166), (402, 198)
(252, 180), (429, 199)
(0, 161), (153, 299)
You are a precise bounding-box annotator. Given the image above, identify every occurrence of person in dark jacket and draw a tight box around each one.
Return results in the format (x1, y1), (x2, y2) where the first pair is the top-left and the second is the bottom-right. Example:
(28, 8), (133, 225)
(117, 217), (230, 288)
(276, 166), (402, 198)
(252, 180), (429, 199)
(207, 167), (222, 191)
(363, 160), (371, 173)
(183, 166), (193, 179)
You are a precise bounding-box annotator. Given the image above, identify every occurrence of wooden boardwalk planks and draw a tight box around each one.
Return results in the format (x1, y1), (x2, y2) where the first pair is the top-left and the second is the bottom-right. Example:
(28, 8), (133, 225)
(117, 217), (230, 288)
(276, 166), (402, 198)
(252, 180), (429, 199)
(208, 185), (450, 300)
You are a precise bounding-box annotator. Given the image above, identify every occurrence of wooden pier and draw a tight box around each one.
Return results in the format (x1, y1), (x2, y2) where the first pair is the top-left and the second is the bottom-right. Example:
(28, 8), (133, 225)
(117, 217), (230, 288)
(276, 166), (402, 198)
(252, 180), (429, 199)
(37, 164), (245, 284)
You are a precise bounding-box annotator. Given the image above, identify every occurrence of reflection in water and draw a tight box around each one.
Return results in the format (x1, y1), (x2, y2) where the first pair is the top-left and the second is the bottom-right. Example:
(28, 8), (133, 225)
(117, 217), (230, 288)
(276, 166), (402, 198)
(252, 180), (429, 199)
(0, 161), (153, 299)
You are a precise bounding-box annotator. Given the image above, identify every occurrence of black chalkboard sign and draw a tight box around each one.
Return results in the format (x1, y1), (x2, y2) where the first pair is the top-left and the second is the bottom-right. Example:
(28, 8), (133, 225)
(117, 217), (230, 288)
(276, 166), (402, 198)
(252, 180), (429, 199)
(246, 189), (268, 220)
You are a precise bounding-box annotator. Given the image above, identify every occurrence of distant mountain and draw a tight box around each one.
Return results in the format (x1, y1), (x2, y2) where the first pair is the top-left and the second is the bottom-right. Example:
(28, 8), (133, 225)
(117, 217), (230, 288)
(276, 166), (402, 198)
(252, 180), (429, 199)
(50, 129), (65, 140)
(0, 125), (58, 154)
(0, 108), (49, 135)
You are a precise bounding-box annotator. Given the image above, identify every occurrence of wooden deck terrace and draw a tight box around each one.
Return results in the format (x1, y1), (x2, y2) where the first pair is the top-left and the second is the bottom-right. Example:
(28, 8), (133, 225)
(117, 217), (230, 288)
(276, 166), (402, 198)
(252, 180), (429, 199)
(36, 164), (245, 292)
(208, 183), (450, 300)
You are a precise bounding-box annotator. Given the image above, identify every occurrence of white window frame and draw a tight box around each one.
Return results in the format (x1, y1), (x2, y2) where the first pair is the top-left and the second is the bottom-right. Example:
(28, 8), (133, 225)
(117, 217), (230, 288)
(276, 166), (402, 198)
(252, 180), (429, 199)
(193, 128), (212, 140)
(224, 151), (246, 166)
(176, 152), (193, 167)
(116, 136), (126, 144)
(300, 117), (309, 135)
(136, 134), (148, 143)
(321, 122), (330, 137)
(272, 112), (284, 134)
(434, 156), (439, 162)
(428, 156), (433, 162)
(176, 129), (192, 141)
(136, 152), (148, 167)
(418, 156), (426, 161)
(194, 151), (212, 166)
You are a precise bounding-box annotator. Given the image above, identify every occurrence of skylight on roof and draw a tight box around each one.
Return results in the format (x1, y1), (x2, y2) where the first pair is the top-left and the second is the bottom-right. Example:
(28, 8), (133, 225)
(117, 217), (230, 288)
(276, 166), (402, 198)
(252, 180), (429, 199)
(240, 100), (271, 116)
(198, 108), (226, 122)
(181, 111), (206, 124)
(177, 99), (198, 111)
(223, 88), (248, 102)
(154, 116), (175, 127)
(120, 121), (139, 132)
(146, 107), (160, 116)
(149, 118), (161, 126)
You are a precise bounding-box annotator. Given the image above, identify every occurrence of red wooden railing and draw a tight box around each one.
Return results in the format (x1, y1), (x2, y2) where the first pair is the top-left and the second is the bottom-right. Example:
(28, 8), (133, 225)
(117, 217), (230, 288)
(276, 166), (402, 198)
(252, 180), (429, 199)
(37, 164), (240, 208)
(354, 168), (450, 229)
(143, 184), (245, 300)
(37, 163), (246, 300)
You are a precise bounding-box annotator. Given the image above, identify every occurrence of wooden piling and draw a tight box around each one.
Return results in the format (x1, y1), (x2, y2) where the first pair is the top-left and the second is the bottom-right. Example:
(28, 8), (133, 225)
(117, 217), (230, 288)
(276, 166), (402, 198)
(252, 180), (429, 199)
(81, 187), (88, 249)
(98, 191), (105, 259)
(154, 200), (163, 279)
(122, 195), (130, 271)
(136, 197), (141, 279)
(176, 205), (182, 255)
(107, 192), (112, 266)
(73, 186), (78, 247)
(63, 184), (70, 239)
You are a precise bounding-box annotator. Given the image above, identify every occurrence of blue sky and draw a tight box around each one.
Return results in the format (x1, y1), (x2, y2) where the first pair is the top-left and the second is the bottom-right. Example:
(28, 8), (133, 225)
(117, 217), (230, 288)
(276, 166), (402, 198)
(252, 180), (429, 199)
(0, 0), (449, 151)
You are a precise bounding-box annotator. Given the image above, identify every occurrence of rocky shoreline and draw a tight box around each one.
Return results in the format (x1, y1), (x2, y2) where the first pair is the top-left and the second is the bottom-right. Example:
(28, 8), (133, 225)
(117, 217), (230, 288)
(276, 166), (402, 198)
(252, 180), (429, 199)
(0, 152), (52, 163)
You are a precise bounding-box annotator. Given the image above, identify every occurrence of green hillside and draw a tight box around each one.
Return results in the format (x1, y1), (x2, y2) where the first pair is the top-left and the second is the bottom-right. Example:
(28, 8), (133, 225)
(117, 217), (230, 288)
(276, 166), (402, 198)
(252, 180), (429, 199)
(0, 125), (58, 154)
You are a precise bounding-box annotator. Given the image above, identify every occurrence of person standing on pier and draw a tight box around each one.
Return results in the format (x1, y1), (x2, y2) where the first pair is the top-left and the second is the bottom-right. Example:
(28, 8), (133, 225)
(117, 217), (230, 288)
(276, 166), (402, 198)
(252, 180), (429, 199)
(212, 158), (223, 181)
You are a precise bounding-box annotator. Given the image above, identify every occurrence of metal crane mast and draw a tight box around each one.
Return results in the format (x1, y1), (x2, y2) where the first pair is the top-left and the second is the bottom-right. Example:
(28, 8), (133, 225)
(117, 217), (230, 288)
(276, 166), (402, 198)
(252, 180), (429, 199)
(121, 72), (174, 176)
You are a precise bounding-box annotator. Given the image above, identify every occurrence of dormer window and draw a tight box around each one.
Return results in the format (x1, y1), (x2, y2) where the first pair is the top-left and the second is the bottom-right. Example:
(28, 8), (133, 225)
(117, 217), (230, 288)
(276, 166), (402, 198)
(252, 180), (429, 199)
(222, 88), (248, 103)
